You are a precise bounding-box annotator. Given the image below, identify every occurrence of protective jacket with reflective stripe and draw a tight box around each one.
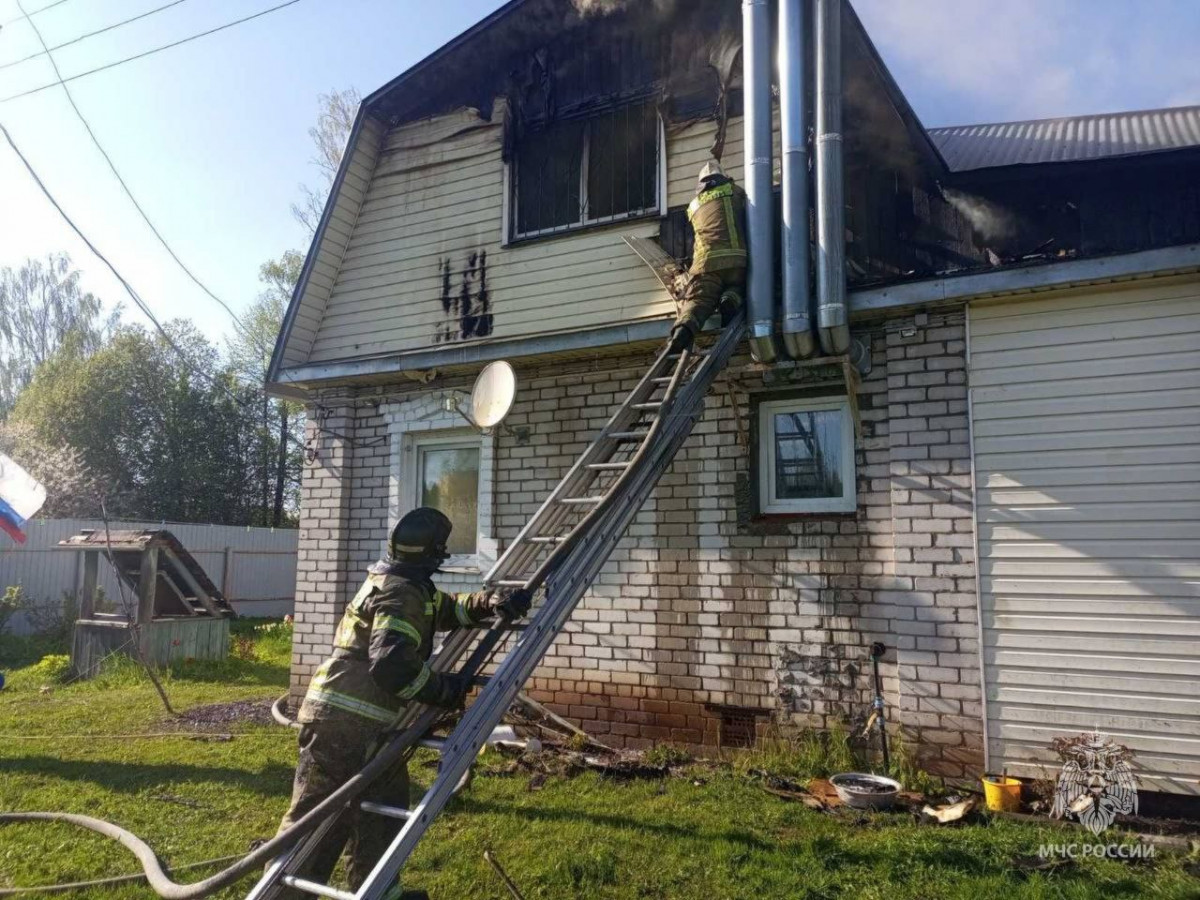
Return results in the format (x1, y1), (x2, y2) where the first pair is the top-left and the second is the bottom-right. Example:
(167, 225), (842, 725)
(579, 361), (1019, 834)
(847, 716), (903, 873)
(686, 176), (748, 273)
(298, 562), (492, 726)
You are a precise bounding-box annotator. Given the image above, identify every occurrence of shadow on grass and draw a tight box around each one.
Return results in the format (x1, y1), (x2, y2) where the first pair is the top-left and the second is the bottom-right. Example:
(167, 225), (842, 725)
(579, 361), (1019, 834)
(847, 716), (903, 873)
(166, 656), (290, 688)
(0, 755), (294, 798)
(450, 795), (776, 853)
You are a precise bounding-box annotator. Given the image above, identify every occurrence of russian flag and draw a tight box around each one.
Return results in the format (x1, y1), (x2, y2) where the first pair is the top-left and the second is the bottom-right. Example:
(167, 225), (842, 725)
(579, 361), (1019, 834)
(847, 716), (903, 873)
(0, 497), (26, 544)
(0, 453), (46, 545)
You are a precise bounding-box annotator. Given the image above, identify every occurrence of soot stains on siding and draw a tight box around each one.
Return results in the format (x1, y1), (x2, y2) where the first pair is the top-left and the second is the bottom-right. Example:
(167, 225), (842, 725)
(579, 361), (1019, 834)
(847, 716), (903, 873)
(435, 250), (493, 343)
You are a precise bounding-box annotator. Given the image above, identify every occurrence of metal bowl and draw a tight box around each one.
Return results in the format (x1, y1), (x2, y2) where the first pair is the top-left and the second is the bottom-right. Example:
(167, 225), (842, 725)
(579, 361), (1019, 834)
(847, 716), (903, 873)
(829, 772), (902, 809)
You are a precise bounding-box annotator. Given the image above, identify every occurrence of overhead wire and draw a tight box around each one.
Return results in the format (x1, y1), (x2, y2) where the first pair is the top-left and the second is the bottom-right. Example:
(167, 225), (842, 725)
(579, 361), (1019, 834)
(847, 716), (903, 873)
(0, 0), (71, 28)
(0, 124), (376, 460)
(0, 0), (303, 104)
(14, 0), (274, 362)
(0, 0), (192, 72)
(0, 120), (256, 414)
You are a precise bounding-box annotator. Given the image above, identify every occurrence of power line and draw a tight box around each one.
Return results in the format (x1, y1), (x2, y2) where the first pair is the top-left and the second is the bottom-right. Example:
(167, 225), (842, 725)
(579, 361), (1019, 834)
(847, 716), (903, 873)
(0, 0), (193, 73)
(1, 123), (359, 460)
(0, 0), (72, 28)
(0, 0), (303, 104)
(0, 119), (254, 414)
(15, 0), (274, 361)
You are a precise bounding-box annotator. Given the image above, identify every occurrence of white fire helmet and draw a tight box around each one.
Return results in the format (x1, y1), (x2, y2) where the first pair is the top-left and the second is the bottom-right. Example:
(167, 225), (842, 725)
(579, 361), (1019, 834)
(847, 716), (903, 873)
(697, 160), (725, 191)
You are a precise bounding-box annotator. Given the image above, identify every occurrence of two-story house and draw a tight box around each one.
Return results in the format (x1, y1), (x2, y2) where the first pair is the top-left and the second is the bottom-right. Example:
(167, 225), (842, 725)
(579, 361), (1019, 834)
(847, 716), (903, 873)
(269, 0), (1200, 791)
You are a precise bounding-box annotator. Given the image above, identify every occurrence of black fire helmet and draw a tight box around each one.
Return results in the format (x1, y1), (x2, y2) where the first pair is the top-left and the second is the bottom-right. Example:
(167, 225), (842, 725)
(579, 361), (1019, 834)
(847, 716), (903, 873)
(388, 507), (453, 566)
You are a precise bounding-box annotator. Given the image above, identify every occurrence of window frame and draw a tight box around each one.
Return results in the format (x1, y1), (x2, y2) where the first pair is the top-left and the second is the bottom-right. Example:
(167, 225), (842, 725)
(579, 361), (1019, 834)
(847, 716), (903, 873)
(504, 102), (668, 245)
(407, 430), (482, 568)
(756, 396), (857, 515)
(384, 396), (498, 582)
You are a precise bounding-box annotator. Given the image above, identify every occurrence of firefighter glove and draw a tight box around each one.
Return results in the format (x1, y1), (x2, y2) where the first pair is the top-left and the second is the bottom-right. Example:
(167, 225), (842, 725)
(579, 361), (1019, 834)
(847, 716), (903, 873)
(493, 587), (533, 620)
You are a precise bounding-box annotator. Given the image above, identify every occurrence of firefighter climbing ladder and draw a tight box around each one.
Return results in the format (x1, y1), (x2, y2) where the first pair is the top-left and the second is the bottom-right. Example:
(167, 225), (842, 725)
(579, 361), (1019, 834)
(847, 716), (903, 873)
(248, 308), (748, 900)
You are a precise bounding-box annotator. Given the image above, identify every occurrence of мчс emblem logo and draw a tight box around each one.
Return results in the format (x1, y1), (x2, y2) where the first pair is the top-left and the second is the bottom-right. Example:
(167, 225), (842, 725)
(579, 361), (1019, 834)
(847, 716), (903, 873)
(1050, 731), (1139, 836)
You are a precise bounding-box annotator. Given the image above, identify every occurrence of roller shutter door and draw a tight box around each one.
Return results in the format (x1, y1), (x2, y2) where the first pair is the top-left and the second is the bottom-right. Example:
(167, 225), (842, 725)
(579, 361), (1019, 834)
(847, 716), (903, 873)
(969, 278), (1200, 794)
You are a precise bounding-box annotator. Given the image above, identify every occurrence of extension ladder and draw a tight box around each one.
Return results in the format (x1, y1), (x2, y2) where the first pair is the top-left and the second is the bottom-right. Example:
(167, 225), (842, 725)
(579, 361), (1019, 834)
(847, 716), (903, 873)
(248, 309), (747, 900)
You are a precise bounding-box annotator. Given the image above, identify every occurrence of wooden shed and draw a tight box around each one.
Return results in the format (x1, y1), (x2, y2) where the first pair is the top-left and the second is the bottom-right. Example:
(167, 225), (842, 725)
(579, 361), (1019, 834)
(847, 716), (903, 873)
(58, 529), (234, 678)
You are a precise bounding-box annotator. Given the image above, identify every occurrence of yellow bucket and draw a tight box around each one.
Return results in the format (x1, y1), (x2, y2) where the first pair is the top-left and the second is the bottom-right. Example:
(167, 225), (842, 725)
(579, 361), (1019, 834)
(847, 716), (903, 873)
(982, 774), (1022, 812)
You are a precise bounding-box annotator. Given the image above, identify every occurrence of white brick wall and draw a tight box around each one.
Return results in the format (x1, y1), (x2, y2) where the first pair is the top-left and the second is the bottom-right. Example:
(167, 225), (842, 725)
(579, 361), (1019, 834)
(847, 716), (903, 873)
(288, 309), (984, 775)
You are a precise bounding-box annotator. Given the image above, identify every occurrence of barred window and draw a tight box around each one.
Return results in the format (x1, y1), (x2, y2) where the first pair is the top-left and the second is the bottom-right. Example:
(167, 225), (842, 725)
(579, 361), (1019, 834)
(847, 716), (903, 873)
(511, 99), (662, 240)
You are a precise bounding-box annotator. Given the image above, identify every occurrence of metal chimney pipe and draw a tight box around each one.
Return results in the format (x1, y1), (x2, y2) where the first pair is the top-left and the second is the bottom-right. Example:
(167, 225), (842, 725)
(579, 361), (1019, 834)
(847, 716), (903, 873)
(742, 0), (778, 364)
(815, 0), (850, 355)
(779, 0), (815, 359)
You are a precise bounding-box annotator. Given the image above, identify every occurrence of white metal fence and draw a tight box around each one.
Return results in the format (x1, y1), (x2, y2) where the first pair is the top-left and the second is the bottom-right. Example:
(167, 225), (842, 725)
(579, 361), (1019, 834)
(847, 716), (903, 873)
(0, 518), (298, 635)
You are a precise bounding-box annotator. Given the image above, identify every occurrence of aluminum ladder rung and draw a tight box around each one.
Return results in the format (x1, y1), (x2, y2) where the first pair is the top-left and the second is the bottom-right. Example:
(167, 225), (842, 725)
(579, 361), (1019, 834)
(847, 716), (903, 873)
(609, 430), (650, 440)
(418, 737), (445, 752)
(528, 535), (567, 543)
(560, 496), (605, 505)
(586, 462), (630, 471)
(633, 401), (662, 410)
(651, 376), (673, 384)
(360, 801), (411, 820)
(494, 579), (531, 586)
(281, 876), (355, 900)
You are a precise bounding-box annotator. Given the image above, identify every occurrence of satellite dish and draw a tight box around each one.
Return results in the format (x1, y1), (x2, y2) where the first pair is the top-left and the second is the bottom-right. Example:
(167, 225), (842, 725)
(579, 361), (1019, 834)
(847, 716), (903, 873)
(468, 361), (517, 429)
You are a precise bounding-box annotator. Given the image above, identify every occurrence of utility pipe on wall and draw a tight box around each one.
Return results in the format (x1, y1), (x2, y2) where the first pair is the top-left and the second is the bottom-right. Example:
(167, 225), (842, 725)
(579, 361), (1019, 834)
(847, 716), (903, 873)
(815, 0), (850, 355)
(779, 0), (815, 359)
(742, 0), (779, 363)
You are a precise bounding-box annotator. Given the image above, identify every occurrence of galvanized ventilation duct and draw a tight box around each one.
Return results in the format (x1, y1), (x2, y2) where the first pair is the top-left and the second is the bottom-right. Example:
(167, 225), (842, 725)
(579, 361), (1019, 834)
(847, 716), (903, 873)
(779, 0), (815, 359)
(742, 0), (779, 363)
(815, 0), (850, 355)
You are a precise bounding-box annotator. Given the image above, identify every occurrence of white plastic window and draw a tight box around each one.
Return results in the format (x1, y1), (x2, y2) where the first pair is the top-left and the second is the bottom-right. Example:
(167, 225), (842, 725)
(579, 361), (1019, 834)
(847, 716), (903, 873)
(757, 397), (856, 515)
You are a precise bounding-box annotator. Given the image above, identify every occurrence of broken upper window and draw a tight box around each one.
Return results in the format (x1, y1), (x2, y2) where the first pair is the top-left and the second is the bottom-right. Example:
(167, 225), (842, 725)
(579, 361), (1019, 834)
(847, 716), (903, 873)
(512, 99), (662, 240)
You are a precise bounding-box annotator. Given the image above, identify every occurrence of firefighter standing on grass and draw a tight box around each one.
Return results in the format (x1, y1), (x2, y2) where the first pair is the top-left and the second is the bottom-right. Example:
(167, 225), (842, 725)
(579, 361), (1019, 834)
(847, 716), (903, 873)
(668, 160), (749, 353)
(277, 507), (532, 900)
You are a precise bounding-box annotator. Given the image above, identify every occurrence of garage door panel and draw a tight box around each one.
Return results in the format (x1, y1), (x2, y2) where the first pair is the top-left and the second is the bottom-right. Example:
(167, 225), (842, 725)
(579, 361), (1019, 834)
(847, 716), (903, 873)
(983, 521), (1200, 542)
(984, 576), (1200, 599)
(982, 539), (1200, 560)
(990, 596), (1200, 617)
(980, 464), (1194, 490)
(973, 406), (1200, 439)
(972, 329), (1195, 373)
(969, 349), (1190, 388)
(971, 280), (1200, 328)
(980, 483), (1200, 507)
(972, 283), (1200, 792)
(990, 666), (1200, 697)
(989, 685), (1200, 719)
(971, 310), (1200, 360)
(970, 295), (1200, 345)
(981, 556), (1200, 578)
(984, 647), (1200, 678)
(985, 611), (1200, 638)
(971, 385), (1200, 422)
(990, 738), (1200, 782)
(972, 367), (1200, 407)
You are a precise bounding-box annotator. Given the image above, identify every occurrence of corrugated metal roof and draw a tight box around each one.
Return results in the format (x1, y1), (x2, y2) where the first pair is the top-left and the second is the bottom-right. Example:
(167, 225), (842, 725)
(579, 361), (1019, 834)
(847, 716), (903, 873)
(928, 105), (1200, 172)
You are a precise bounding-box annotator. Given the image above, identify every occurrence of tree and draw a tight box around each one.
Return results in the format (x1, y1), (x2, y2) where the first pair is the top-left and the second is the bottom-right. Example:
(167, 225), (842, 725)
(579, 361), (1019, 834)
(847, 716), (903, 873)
(0, 421), (110, 518)
(291, 89), (361, 237)
(226, 253), (305, 527)
(12, 323), (256, 524)
(0, 254), (118, 415)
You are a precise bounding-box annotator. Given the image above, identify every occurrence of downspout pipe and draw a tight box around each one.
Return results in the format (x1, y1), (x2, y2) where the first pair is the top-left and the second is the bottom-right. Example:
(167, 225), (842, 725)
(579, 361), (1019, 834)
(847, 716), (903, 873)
(742, 0), (779, 364)
(815, 0), (850, 355)
(779, 0), (815, 359)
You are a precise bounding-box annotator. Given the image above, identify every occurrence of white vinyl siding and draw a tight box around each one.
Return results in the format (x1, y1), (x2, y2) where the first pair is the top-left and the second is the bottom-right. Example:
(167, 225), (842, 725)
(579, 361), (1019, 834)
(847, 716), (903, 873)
(969, 277), (1200, 795)
(299, 101), (782, 366)
(279, 117), (385, 369)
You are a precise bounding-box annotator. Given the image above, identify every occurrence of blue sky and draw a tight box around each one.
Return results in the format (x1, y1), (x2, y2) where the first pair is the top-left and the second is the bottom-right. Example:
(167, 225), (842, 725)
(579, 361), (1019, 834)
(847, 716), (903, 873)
(2, 0), (1198, 347)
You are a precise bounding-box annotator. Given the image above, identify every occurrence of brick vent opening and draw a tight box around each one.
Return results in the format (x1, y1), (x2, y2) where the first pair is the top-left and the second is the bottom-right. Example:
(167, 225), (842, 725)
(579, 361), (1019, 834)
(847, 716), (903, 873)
(708, 704), (765, 749)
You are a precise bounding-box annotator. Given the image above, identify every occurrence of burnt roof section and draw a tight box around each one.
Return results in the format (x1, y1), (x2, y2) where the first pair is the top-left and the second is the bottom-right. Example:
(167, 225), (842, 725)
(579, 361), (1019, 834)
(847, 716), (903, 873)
(930, 105), (1200, 172)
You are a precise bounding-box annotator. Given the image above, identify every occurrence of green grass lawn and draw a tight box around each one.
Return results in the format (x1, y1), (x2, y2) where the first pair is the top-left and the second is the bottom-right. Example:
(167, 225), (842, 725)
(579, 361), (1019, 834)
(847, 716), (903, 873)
(1, 624), (1197, 900)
